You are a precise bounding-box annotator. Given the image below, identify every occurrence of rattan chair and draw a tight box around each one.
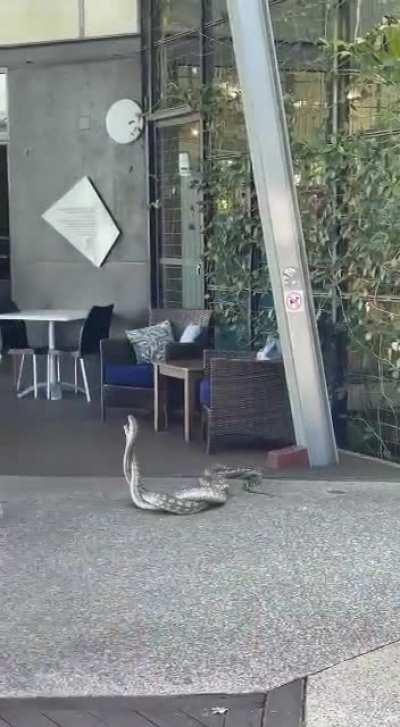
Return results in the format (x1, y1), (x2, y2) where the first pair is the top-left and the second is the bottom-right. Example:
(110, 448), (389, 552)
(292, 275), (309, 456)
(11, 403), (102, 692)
(200, 349), (294, 454)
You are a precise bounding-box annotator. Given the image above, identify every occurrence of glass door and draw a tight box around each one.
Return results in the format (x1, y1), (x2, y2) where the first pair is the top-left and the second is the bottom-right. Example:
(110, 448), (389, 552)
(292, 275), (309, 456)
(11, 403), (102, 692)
(0, 145), (9, 282)
(154, 117), (204, 308)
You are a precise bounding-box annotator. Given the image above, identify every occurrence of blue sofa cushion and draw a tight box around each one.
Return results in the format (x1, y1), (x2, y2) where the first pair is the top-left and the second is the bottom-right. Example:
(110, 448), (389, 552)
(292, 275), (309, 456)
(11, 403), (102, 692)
(105, 363), (154, 388)
(199, 377), (211, 407)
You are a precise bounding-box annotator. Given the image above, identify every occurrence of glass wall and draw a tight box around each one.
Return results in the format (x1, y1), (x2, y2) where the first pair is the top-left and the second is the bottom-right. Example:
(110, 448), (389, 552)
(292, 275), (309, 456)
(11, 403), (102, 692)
(0, 0), (139, 45)
(145, 0), (400, 458)
(151, 0), (201, 41)
(145, 0), (327, 334)
(155, 118), (203, 308)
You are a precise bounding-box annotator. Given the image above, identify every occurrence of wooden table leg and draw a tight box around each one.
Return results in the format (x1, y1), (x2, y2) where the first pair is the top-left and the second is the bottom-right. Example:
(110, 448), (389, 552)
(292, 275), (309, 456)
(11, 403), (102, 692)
(154, 365), (168, 432)
(184, 371), (197, 443)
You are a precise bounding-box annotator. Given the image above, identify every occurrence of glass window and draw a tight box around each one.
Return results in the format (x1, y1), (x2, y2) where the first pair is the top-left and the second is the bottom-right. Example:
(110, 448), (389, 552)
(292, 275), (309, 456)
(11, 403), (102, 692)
(155, 120), (203, 308)
(357, 0), (400, 35)
(205, 22), (247, 159)
(84, 0), (139, 37)
(0, 0), (79, 45)
(152, 0), (201, 41)
(271, 0), (326, 43)
(286, 72), (327, 142)
(153, 35), (201, 109)
(0, 75), (7, 140)
(210, 0), (228, 23)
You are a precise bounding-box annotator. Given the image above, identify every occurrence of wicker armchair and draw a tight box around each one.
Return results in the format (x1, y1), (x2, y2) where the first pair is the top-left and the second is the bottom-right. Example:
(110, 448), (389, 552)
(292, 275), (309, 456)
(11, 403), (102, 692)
(100, 308), (212, 420)
(200, 350), (294, 454)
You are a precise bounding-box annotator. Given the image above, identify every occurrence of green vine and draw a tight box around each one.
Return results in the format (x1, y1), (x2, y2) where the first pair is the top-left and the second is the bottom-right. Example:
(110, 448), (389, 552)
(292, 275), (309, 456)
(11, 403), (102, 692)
(200, 14), (400, 457)
(155, 8), (400, 459)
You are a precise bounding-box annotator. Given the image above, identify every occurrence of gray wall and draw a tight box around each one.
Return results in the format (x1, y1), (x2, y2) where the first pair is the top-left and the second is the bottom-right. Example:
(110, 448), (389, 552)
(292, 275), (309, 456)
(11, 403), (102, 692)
(4, 36), (148, 346)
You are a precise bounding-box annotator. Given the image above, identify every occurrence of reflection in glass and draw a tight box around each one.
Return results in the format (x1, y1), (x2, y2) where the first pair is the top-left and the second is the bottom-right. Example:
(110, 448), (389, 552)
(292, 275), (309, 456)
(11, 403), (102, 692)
(285, 71), (327, 142)
(205, 22), (247, 159)
(152, 0), (201, 41)
(156, 121), (203, 308)
(270, 0), (326, 44)
(210, 0), (228, 23)
(153, 35), (201, 109)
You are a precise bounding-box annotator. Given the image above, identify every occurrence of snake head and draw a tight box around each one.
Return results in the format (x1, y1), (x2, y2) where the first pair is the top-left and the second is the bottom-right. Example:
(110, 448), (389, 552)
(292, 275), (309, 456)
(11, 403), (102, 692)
(125, 415), (139, 443)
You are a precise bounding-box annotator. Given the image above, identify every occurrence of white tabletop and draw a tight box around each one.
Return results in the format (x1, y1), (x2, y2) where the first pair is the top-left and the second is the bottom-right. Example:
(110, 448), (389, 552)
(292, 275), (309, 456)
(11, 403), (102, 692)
(0, 309), (87, 323)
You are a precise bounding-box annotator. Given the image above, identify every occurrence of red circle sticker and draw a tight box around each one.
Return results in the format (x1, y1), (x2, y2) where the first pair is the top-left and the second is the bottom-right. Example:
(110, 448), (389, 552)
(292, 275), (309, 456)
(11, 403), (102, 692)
(285, 290), (304, 312)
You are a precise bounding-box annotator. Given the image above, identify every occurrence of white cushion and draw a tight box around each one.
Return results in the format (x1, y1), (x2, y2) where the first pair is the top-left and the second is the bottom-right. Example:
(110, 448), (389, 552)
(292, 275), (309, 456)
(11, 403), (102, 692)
(257, 338), (282, 361)
(179, 323), (202, 343)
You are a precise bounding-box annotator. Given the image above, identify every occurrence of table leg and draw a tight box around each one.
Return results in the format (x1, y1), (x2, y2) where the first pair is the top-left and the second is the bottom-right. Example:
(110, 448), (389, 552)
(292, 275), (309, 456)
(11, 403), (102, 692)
(184, 372), (197, 443)
(154, 366), (168, 432)
(48, 321), (62, 401)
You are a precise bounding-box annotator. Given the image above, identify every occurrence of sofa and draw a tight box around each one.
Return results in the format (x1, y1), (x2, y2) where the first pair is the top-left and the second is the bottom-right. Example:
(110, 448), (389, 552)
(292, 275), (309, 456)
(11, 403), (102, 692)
(100, 308), (212, 420)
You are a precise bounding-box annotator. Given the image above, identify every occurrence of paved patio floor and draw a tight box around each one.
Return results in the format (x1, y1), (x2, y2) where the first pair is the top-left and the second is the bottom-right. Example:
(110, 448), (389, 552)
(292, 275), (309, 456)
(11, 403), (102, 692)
(307, 641), (400, 726)
(2, 473), (400, 699)
(0, 357), (399, 482)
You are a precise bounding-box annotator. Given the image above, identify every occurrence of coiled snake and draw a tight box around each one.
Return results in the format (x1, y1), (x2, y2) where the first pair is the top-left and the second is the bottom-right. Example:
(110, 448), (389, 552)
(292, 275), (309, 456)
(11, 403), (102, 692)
(123, 415), (264, 515)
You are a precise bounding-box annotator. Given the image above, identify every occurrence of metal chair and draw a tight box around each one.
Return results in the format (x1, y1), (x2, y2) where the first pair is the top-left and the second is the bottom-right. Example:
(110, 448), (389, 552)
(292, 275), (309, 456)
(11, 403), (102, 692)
(51, 304), (114, 403)
(0, 302), (48, 399)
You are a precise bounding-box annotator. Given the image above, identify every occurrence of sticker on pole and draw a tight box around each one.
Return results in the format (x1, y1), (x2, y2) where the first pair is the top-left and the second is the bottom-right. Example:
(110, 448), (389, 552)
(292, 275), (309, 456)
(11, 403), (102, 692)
(282, 266), (301, 288)
(285, 290), (304, 313)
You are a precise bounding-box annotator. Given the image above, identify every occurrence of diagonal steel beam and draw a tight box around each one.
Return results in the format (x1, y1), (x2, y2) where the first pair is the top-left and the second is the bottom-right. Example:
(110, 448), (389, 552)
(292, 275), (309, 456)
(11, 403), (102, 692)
(227, 0), (338, 466)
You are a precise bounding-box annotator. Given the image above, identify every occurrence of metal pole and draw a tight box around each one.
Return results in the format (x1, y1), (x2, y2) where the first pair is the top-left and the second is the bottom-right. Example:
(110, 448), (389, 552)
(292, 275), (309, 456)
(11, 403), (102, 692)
(227, 0), (338, 466)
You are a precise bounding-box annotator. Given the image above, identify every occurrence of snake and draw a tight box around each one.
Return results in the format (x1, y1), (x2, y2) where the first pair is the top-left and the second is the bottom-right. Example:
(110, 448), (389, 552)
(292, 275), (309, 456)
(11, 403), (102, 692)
(123, 415), (264, 515)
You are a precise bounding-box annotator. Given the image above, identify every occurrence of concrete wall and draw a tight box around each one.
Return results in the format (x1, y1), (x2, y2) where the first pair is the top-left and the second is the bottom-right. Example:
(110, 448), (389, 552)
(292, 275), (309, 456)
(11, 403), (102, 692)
(3, 36), (148, 346)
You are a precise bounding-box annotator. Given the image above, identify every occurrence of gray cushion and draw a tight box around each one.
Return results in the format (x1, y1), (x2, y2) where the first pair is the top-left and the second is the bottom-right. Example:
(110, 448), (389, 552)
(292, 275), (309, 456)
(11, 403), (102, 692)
(125, 320), (174, 364)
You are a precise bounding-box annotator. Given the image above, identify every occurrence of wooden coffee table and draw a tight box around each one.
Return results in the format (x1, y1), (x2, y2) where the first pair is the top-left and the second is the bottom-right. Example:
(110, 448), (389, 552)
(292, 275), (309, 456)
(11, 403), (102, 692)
(154, 360), (204, 442)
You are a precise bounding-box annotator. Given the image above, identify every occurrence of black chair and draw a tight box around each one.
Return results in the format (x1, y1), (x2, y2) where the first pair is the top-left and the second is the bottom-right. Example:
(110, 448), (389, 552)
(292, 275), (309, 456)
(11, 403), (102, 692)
(51, 304), (114, 403)
(0, 302), (48, 399)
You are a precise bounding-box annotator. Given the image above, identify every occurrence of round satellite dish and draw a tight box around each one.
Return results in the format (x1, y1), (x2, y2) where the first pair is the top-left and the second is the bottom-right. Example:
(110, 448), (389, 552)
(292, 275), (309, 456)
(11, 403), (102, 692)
(106, 99), (144, 144)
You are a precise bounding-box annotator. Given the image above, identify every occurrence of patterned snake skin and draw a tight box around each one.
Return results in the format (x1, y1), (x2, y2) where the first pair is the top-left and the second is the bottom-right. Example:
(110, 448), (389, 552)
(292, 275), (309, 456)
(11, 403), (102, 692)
(123, 415), (264, 515)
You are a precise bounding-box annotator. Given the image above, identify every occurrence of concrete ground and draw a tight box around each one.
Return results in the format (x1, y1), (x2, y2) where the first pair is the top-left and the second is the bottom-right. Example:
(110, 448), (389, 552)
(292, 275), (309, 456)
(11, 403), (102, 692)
(2, 474), (400, 700)
(306, 642), (400, 726)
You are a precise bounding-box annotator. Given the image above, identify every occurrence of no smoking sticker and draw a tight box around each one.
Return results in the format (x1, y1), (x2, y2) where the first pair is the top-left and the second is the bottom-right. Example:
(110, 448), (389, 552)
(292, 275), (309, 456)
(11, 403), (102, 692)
(285, 290), (304, 313)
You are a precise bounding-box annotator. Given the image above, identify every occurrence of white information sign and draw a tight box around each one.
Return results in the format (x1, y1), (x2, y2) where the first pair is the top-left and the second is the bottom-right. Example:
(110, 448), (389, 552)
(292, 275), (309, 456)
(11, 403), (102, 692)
(42, 177), (120, 268)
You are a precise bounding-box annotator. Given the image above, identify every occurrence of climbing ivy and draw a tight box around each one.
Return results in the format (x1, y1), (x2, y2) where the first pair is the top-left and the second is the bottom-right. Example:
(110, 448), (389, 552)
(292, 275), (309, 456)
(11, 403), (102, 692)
(198, 15), (400, 458)
(156, 8), (400, 459)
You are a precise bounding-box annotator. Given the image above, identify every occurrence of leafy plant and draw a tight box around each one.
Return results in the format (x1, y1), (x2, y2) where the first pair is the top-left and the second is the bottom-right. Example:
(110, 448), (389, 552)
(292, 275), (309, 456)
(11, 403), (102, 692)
(154, 5), (400, 459)
(199, 13), (400, 458)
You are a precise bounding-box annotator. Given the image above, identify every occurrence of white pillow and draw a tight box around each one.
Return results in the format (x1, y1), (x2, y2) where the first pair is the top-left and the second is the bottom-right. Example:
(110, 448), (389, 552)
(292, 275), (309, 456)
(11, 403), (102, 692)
(257, 338), (282, 361)
(180, 323), (202, 343)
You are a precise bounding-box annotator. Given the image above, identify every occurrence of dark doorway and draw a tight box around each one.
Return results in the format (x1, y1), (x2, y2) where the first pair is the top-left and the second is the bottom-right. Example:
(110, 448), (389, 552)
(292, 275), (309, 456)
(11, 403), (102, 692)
(0, 145), (9, 282)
